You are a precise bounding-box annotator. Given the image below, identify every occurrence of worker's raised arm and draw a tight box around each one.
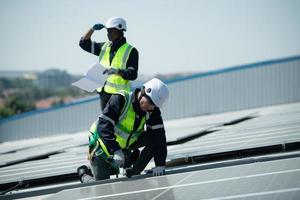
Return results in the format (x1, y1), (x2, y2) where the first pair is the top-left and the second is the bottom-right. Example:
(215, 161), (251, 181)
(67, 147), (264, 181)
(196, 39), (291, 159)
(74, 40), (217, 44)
(82, 24), (104, 40)
(79, 24), (105, 56)
(81, 28), (94, 41)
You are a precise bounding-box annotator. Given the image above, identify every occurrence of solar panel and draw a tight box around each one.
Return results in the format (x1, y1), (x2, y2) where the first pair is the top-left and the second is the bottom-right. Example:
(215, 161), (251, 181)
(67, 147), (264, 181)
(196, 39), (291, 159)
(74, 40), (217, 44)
(0, 132), (87, 167)
(44, 156), (300, 200)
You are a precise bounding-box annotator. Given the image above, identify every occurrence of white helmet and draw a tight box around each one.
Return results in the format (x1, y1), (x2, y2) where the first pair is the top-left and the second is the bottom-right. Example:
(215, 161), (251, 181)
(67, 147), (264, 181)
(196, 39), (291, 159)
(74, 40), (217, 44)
(144, 78), (169, 108)
(105, 17), (127, 31)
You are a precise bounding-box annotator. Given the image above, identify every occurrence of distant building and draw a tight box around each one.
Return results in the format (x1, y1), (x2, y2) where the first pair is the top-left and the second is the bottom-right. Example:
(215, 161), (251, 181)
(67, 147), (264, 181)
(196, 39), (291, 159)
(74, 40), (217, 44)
(36, 69), (72, 88)
(35, 96), (76, 109)
(1, 55), (300, 141)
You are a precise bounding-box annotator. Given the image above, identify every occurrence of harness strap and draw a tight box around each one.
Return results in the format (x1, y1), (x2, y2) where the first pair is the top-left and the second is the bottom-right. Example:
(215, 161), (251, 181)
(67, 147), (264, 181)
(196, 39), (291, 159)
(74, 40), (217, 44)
(88, 132), (119, 171)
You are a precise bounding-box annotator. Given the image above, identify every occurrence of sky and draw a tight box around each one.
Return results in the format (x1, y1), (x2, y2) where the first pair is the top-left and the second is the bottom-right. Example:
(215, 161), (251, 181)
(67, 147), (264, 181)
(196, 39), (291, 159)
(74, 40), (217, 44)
(0, 0), (300, 76)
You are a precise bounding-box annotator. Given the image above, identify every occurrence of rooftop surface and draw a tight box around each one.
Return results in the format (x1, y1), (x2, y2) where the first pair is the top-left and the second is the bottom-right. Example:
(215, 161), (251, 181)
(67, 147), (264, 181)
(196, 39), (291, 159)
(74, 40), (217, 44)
(1, 102), (300, 199)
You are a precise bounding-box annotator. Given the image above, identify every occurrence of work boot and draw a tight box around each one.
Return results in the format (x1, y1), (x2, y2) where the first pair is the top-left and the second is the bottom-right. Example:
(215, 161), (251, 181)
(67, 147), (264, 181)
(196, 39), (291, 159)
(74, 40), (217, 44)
(77, 165), (93, 183)
(125, 168), (138, 178)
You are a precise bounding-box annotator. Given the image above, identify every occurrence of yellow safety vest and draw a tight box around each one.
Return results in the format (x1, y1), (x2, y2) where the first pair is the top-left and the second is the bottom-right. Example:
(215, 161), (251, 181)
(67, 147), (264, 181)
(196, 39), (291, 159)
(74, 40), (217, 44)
(88, 91), (146, 159)
(97, 42), (133, 94)
(115, 91), (146, 149)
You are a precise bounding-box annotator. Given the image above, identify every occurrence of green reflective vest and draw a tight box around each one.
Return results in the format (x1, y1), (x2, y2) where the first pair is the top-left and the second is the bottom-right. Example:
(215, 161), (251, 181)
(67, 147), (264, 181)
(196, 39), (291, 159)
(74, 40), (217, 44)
(98, 42), (133, 94)
(89, 91), (146, 159)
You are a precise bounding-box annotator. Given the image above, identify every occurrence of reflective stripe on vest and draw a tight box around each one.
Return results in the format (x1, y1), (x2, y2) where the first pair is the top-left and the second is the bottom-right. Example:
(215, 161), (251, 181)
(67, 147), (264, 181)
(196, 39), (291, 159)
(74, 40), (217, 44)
(88, 121), (111, 157)
(89, 91), (146, 154)
(114, 91), (146, 149)
(98, 42), (133, 94)
(88, 121), (120, 170)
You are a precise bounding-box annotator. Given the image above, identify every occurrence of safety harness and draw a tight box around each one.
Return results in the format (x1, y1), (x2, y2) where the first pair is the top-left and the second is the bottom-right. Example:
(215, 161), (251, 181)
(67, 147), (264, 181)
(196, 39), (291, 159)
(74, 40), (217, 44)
(88, 91), (146, 169)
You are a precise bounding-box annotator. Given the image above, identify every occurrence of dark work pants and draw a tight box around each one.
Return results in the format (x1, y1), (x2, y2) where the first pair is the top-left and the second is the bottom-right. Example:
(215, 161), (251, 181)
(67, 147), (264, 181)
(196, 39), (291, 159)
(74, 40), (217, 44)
(84, 132), (154, 182)
(90, 156), (118, 180)
(80, 156), (117, 183)
(83, 89), (113, 182)
(98, 89), (112, 111)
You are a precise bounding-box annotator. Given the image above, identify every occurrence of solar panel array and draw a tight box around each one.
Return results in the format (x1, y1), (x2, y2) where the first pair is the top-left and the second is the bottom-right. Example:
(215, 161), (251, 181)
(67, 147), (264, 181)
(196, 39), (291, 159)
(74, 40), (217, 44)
(46, 156), (300, 200)
(0, 109), (257, 185)
(1, 102), (300, 199)
(168, 103), (300, 161)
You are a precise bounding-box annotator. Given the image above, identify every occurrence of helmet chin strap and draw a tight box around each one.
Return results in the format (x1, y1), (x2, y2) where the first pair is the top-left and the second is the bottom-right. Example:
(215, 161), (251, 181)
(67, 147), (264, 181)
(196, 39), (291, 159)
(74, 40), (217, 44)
(136, 90), (142, 105)
(138, 88), (146, 102)
(138, 92), (143, 102)
(137, 89), (148, 110)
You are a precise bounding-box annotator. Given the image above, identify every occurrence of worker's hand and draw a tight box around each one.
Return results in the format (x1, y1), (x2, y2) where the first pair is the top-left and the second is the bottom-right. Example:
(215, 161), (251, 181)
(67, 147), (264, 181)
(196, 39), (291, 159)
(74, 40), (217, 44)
(152, 166), (166, 176)
(113, 149), (125, 168)
(92, 23), (105, 31)
(103, 68), (119, 75)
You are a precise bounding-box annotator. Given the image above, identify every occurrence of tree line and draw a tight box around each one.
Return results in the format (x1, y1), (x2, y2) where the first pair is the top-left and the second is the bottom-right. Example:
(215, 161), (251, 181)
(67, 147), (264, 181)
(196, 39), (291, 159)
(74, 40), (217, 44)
(0, 78), (90, 119)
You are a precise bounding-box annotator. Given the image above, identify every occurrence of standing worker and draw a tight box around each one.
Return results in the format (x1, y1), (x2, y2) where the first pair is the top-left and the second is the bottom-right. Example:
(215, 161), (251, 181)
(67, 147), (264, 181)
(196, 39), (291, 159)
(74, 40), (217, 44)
(79, 17), (139, 110)
(77, 78), (169, 182)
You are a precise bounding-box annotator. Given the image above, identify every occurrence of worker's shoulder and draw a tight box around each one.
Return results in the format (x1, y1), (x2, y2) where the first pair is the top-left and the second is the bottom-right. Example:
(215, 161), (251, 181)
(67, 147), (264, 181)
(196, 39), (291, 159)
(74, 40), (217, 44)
(131, 47), (138, 53)
(126, 43), (138, 52)
(155, 107), (162, 115)
(149, 107), (162, 118)
(129, 47), (139, 58)
(110, 93), (126, 106)
(111, 92), (126, 100)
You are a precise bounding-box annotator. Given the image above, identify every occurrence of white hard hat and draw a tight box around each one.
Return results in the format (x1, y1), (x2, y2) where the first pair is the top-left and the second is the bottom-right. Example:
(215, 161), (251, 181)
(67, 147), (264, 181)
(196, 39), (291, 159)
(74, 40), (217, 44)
(105, 17), (127, 31)
(144, 78), (169, 108)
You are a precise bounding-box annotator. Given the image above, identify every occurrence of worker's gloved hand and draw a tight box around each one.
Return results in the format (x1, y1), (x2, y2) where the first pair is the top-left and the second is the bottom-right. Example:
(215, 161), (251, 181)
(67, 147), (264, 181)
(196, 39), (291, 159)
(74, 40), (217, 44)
(113, 149), (125, 168)
(103, 68), (119, 75)
(92, 23), (105, 31)
(152, 166), (166, 176)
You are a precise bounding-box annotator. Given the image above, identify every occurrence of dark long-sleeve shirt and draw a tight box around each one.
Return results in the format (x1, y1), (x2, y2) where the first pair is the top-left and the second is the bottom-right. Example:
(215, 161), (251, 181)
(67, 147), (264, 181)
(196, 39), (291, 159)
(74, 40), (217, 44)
(79, 37), (138, 80)
(97, 88), (167, 166)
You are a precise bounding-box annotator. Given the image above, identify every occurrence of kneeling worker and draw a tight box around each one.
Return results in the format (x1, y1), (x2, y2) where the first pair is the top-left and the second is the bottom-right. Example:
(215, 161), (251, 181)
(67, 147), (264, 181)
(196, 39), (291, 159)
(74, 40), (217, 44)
(78, 78), (169, 182)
